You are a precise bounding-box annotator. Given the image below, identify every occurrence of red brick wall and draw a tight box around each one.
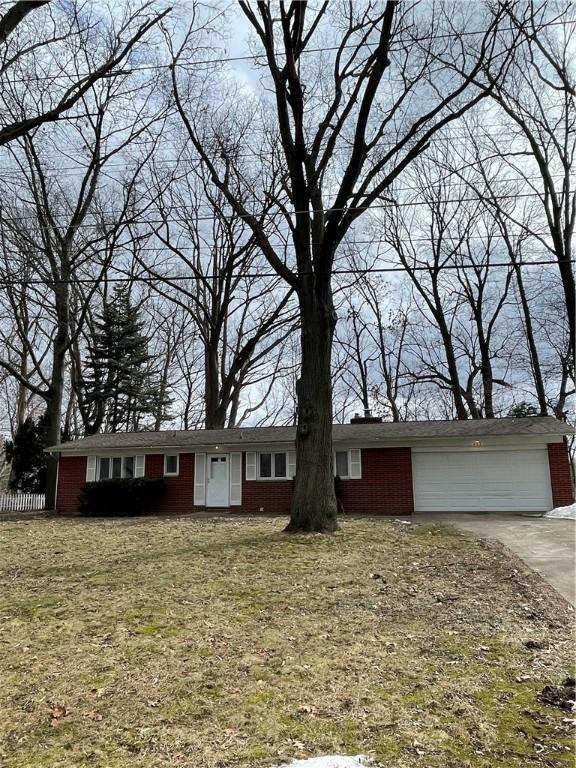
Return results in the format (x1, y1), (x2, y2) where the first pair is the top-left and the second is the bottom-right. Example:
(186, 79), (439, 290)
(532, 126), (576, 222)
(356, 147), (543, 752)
(143, 453), (196, 514)
(57, 446), (415, 516)
(57, 443), (568, 516)
(548, 441), (575, 508)
(56, 452), (198, 515)
(56, 455), (87, 515)
(241, 453), (293, 514)
(240, 448), (414, 516)
(339, 447), (413, 515)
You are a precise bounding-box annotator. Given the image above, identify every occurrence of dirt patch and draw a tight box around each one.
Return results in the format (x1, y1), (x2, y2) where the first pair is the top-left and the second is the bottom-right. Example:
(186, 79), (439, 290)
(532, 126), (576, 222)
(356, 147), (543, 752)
(0, 516), (573, 768)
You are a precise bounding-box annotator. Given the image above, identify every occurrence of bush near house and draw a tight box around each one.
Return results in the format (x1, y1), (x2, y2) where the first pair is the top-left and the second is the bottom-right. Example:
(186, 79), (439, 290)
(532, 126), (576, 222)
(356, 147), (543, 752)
(78, 477), (166, 516)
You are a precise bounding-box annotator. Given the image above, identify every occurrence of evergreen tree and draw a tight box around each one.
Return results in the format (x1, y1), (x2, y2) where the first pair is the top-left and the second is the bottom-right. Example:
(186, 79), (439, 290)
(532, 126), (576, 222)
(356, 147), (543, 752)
(507, 402), (540, 418)
(4, 414), (48, 492)
(83, 288), (171, 432)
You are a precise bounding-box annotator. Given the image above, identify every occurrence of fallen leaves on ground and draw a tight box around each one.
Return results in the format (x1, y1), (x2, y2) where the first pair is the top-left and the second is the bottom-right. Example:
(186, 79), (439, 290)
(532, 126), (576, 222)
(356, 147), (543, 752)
(0, 515), (573, 768)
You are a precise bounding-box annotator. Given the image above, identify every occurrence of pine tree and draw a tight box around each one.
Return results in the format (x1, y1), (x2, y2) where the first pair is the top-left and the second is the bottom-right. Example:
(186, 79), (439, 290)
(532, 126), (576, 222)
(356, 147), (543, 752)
(507, 402), (539, 418)
(83, 288), (171, 432)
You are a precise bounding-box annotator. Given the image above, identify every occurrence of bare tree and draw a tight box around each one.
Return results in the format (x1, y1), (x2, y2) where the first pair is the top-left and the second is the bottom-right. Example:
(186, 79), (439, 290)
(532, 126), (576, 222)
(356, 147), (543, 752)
(334, 301), (375, 417)
(455, 3), (576, 359)
(337, 271), (414, 423)
(139, 162), (298, 428)
(168, 1), (521, 531)
(0, 0), (169, 145)
(0, 58), (166, 507)
(445, 110), (573, 419)
(377, 148), (519, 419)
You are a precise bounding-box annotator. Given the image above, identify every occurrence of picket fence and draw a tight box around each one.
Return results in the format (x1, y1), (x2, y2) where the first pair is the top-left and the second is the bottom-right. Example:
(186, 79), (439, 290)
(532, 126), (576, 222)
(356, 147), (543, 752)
(0, 493), (45, 513)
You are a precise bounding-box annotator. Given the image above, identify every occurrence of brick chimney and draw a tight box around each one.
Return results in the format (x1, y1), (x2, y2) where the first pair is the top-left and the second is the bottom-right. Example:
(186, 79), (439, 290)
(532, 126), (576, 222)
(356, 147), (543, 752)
(350, 409), (383, 425)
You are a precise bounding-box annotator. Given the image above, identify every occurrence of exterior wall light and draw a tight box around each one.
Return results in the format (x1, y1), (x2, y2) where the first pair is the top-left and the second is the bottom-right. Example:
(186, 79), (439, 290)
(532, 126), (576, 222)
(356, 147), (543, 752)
(473, 440), (482, 447)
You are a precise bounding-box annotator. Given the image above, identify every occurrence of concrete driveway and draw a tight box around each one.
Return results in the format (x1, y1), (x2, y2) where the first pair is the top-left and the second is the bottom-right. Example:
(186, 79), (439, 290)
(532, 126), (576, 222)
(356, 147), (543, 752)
(421, 514), (575, 605)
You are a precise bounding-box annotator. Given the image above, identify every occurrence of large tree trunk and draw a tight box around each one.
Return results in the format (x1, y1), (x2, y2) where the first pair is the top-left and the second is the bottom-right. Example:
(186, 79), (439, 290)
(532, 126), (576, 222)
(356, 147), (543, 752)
(204, 344), (227, 429)
(14, 357), (28, 427)
(286, 284), (338, 533)
(44, 275), (69, 510)
(513, 265), (548, 415)
(436, 320), (469, 420)
(375, 316), (401, 422)
(44, 341), (66, 509)
(557, 250), (575, 366)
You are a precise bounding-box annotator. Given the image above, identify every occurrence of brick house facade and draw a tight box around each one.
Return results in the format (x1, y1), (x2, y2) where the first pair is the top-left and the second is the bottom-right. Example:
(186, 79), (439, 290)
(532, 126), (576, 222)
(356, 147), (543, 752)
(51, 417), (574, 517)
(547, 440), (574, 508)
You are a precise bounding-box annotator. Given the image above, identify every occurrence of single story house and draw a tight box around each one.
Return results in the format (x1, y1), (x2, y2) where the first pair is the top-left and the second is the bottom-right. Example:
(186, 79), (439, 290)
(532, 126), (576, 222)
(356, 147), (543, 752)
(49, 415), (574, 516)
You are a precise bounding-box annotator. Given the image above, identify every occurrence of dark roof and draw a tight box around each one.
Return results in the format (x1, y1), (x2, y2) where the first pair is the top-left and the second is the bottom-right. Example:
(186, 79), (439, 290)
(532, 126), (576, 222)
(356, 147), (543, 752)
(48, 416), (571, 453)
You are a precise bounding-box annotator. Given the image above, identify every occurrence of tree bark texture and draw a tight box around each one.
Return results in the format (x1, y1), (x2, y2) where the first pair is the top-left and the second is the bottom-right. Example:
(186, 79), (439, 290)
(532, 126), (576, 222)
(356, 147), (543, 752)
(44, 280), (69, 509)
(286, 281), (338, 533)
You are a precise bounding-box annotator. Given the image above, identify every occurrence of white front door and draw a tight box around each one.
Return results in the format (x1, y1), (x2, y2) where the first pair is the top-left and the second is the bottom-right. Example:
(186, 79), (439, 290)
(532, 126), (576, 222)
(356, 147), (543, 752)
(206, 454), (230, 507)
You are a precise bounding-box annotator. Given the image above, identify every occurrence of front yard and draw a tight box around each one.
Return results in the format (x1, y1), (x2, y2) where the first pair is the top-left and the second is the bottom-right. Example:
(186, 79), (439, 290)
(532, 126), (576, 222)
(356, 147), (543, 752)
(0, 516), (573, 768)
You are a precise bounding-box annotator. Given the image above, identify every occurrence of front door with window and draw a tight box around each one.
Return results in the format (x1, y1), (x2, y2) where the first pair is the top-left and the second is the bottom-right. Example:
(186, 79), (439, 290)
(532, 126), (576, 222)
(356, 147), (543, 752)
(206, 454), (229, 507)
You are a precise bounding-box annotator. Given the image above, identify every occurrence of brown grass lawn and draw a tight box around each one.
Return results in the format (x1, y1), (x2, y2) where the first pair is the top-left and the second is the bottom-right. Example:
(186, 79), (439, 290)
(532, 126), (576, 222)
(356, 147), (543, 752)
(0, 515), (574, 768)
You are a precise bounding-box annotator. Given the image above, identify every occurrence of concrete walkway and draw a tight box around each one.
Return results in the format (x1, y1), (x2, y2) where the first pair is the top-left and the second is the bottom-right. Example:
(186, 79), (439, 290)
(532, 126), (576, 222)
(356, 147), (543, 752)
(422, 514), (576, 605)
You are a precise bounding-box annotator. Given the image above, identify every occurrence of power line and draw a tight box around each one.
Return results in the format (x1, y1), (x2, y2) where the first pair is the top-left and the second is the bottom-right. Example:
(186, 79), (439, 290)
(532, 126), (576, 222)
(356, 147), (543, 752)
(0, 124), (544, 180)
(0, 258), (569, 288)
(0, 166), (559, 225)
(0, 191), (560, 233)
(133, 233), (554, 252)
(0, 17), (572, 86)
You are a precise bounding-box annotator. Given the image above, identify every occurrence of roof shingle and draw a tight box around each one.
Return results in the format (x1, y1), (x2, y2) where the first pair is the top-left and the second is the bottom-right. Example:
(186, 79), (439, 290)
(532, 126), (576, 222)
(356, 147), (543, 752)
(48, 416), (571, 453)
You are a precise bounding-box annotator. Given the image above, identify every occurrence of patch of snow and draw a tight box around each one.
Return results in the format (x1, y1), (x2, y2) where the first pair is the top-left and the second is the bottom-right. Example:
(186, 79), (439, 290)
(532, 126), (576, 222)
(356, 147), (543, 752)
(546, 503), (576, 520)
(269, 757), (380, 768)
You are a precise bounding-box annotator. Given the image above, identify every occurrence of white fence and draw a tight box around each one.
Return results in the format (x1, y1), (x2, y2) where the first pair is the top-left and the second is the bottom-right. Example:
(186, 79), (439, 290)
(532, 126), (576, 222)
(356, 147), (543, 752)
(0, 493), (45, 513)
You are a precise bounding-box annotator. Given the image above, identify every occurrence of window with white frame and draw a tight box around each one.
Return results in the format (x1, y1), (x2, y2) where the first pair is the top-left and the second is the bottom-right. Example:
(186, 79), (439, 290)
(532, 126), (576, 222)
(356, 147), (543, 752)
(246, 451), (295, 481)
(258, 452), (288, 479)
(335, 451), (350, 478)
(334, 449), (362, 479)
(164, 454), (179, 476)
(97, 456), (137, 480)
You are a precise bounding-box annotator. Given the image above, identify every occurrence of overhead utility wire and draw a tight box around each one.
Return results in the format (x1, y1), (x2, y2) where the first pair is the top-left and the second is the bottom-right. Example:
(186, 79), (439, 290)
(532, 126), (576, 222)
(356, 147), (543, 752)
(0, 126), (548, 179)
(130, 233), (554, 252)
(0, 168), (560, 224)
(0, 18), (572, 85)
(0, 259), (571, 288)
(0, 191), (560, 232)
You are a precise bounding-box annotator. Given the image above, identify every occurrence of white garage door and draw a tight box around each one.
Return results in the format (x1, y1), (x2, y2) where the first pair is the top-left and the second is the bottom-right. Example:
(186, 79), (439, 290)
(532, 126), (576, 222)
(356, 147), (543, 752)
(413, 449), (552, 513)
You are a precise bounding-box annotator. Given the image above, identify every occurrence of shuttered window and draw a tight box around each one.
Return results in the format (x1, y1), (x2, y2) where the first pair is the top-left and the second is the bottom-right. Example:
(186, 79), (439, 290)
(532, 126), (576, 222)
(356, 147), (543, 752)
(93, 456), (142, 480)
(134, 455), (145, 477)
(86, 456), (97, 482)
(257, 452), (290, 479)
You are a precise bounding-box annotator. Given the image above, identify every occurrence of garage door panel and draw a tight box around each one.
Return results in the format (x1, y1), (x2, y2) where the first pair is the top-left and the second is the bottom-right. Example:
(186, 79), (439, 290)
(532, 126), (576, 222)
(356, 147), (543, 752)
(413, 449), (552, 512)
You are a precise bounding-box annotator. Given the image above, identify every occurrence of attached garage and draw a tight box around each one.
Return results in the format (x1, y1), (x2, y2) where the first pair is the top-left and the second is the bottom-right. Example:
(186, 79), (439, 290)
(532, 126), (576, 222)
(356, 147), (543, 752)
(413, 448), (553, 513)
(50, 415), (573, 516)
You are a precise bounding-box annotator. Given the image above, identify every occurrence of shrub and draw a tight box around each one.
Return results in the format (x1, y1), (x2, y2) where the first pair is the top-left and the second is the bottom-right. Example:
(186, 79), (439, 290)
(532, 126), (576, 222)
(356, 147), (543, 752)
(78, 477), (166, 517)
